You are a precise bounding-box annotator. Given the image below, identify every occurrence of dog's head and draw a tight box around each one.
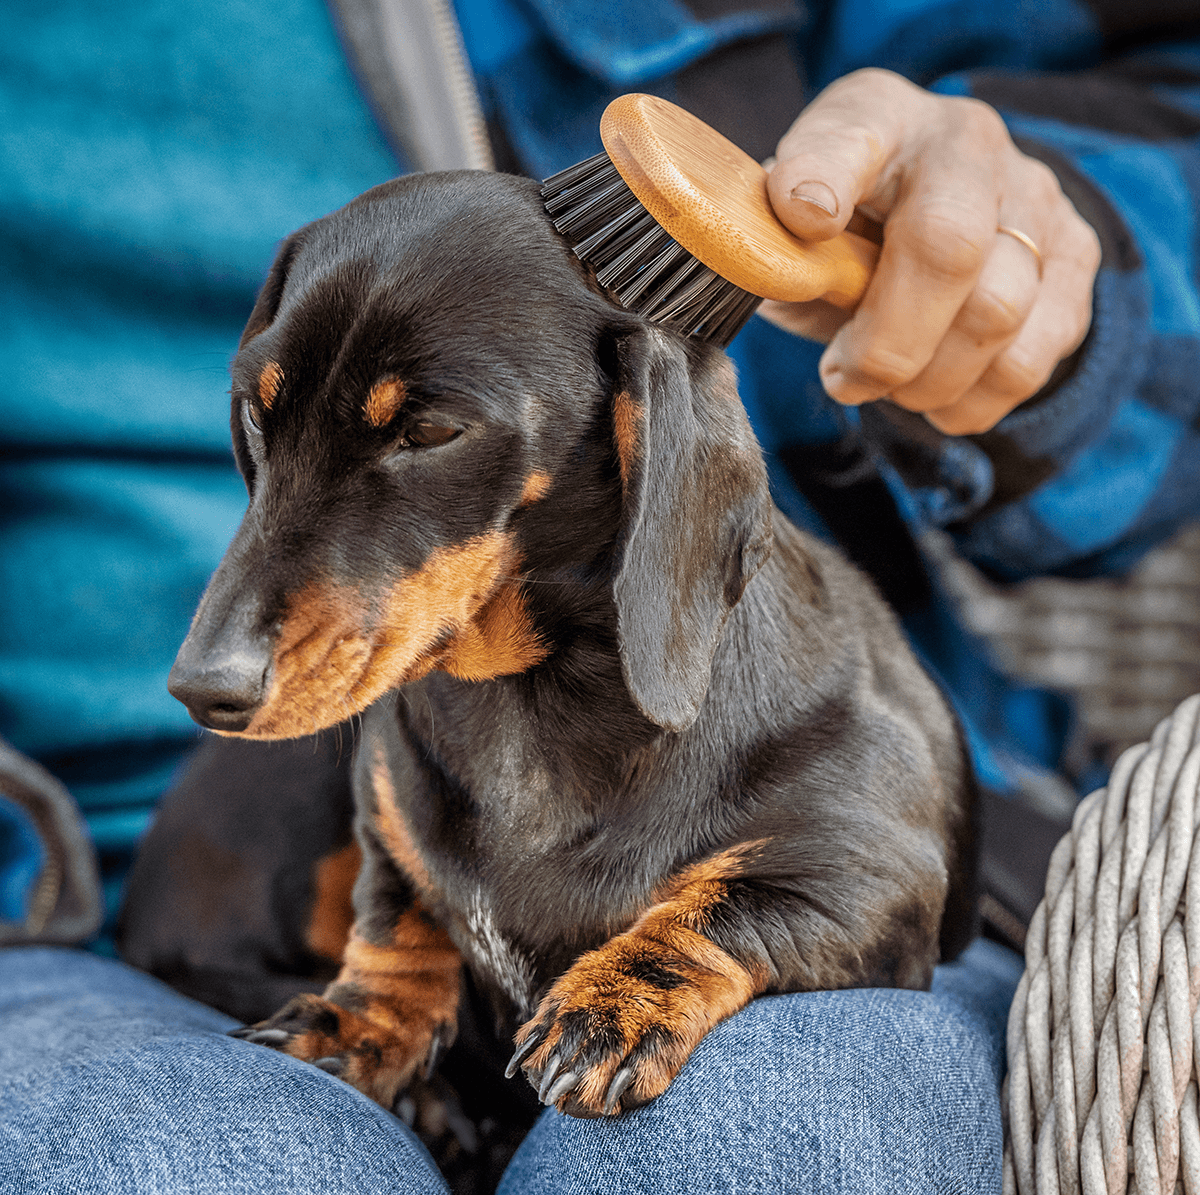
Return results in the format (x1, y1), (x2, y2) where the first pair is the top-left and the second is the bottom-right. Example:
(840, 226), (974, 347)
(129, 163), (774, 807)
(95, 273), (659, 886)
(169, 172), (772, 739)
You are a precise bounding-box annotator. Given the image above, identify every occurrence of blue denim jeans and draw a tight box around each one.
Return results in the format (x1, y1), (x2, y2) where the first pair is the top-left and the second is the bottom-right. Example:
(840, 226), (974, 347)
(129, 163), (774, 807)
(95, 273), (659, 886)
(0, 941), (1021, 1193)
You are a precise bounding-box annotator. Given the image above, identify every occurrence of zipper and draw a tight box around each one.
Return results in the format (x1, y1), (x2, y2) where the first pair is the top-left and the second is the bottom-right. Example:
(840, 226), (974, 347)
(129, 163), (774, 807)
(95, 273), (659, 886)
(330, 0), (494, 173)
(420, 0), (494, 172)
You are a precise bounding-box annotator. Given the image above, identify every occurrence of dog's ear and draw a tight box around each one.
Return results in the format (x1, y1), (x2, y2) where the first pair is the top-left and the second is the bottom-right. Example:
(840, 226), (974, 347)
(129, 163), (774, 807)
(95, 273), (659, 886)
(238, 232), (305, 349)
(607, 326), (773, 733)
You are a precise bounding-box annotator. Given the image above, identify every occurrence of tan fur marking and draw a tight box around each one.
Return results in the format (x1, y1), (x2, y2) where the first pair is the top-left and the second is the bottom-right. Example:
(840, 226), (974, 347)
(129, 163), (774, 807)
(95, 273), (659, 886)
(258, 361), (283, 410)
(517, 918), (759, 1114)
(514, 842), (771, 1115)
(333, 908), (462, 1053)
(280, 997), (428, 1107)
(519, 470), (553, 507)
(440, 581), (549, 681)
(652, 841), (768, 923)
(370, 744), (440, 900)
(270, 905), (461, 1108)
(234, 584), (372, 739)
(611, 390), (643, 492)
(232, 532), (517, 740)
(365, 532), (520, 687)
(365, 378), (407, 428)
(304, 840), (361, 962)
(339, 912), (460, 995)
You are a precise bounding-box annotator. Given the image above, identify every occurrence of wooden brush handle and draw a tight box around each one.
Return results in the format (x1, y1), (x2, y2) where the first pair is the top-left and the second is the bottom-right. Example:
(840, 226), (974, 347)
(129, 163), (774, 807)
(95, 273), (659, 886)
(600, 93), (878, 309)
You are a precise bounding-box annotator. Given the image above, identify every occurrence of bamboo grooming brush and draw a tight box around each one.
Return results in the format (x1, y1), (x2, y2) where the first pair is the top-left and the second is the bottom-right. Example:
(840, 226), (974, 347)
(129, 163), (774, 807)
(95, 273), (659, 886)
(542, 93), (881, 347)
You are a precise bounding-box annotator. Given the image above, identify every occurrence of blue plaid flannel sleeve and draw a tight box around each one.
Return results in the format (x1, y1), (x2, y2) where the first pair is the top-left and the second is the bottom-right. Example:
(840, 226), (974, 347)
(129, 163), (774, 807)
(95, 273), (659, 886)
(860, 31), (1200, 581)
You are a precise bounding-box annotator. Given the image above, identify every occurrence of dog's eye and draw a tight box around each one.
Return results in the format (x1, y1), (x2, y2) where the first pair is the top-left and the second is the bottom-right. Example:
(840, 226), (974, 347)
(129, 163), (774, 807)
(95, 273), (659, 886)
(241, 399), (264, 438)
(403, 422), (460, 449)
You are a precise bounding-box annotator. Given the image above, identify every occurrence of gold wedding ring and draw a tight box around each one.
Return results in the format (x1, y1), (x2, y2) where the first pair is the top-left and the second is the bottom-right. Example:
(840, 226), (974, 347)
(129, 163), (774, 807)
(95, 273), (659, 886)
(996, 225), (1043, 278)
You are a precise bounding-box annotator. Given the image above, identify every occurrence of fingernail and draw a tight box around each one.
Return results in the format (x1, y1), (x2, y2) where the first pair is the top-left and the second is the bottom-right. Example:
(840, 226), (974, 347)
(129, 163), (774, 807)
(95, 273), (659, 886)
(789, 181), (838, 218)
(820, 356), (863, 406)
(821, 367), (868, 406)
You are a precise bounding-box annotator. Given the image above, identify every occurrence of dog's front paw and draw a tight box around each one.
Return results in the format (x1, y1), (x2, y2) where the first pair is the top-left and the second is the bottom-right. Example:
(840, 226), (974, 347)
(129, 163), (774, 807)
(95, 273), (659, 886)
(506, 932), (754, 1118)
(231, 992), (454, 1110)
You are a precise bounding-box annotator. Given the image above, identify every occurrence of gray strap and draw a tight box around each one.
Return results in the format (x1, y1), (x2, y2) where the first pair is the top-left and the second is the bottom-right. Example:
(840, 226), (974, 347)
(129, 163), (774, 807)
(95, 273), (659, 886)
(0, 737), (102, 945)
(329, 0), (494, 172)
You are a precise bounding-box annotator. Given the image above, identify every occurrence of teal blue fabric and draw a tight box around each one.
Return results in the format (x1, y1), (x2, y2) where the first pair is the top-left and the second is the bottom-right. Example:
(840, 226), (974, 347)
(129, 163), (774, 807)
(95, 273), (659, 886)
(1, 0), (401, 939)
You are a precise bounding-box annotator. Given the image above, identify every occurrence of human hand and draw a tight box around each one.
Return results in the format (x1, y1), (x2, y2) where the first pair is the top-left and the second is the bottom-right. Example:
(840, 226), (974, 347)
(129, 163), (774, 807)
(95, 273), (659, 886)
(760, 69), (1101, 435)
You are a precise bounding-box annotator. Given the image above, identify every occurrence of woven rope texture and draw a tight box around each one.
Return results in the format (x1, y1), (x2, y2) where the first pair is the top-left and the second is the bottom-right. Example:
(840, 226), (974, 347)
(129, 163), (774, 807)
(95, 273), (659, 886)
(929, 523), (1200, 787)
(1004, 692), (1200, 1194)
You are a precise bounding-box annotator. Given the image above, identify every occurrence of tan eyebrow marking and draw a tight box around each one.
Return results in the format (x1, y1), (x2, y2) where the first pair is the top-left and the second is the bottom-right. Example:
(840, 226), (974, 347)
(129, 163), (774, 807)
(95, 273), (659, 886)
(365, 378), (407, 428)
(259, 362), (283, 410)
(519, 471), (553, 507)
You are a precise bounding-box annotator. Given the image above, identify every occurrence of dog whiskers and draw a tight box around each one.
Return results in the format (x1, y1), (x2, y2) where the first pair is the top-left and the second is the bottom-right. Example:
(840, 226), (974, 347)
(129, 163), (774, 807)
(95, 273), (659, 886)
(424, 695), (436, 752)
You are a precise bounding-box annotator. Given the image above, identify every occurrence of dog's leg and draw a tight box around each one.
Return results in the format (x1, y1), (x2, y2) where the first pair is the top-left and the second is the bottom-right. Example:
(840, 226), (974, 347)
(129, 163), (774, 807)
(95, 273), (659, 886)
(232, 816), (462, 1111)
(118, 732), (359, 1024)
(508, 846), (771, 1118)
(510, 834), (946, 1118)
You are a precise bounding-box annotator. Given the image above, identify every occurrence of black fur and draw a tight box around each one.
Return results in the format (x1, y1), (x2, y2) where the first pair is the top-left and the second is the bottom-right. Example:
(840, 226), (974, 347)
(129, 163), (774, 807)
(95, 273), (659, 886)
(163, 171), (977, 1119)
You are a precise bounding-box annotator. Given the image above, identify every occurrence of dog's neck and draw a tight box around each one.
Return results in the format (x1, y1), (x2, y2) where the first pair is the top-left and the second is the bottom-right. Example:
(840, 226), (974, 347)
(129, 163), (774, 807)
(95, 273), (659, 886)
(416, 517), (830, 801)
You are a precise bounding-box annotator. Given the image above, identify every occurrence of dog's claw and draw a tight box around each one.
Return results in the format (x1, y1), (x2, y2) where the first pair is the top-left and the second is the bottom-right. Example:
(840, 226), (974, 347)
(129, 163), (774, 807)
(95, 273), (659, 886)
(423, 1023), (450, 1081)
(312, 1056), (345, 1075)
(505, 1032), (543, 1079)
(543, 1069), (580, 1106)
(603, 1065), (636, 1115)
(443, 1100), (480, 1154)
(248, 1028), (291, 1046)
(230, 1026), (291, 1047)
(536, 1054), (562, 1103)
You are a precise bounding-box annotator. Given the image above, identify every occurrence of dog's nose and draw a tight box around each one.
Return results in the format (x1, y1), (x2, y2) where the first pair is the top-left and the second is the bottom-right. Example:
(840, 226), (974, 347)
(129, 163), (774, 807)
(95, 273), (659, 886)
(168, 651), (269, 733)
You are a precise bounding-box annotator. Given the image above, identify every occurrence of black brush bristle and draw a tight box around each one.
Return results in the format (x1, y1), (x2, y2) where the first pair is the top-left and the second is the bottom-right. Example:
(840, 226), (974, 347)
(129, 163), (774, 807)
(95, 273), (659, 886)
(542, 152), (761, 348)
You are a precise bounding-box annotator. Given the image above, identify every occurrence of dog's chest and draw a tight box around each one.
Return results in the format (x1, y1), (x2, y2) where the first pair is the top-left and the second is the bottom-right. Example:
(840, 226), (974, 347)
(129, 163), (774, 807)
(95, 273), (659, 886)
(442, 743), (594, 1015)
(360, 695), (691, 1015)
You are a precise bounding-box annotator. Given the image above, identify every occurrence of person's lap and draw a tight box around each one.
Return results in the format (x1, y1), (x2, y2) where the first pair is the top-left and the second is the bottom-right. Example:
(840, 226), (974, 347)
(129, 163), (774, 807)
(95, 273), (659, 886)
(0, 940), (1022, 1194)
(0, 947), (445, 1195)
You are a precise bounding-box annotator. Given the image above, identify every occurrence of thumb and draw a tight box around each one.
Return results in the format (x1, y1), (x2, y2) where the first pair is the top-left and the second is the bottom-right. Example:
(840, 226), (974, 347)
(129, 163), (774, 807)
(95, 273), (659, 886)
(766, 69), (918, 242)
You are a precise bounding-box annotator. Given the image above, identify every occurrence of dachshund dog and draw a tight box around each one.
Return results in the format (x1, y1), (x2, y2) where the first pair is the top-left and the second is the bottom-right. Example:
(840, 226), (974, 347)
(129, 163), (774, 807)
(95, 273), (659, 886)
(167, 171), (976, 1120)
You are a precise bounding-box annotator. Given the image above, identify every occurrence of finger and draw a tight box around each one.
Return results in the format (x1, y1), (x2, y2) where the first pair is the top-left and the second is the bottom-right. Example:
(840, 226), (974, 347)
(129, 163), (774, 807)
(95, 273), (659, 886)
(819, 101), (1014, 405)
(756, 296), (850, 344)
(921, 388), (1027, 437)
(767, 69), (927, 241)
(755, 214), (883, 342)
(923, 245), (1096, 435)
(888, 227), (1042, 413)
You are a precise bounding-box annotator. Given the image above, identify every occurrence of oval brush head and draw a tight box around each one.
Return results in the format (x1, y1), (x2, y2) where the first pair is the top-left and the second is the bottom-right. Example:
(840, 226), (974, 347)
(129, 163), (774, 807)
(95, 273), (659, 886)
(542, 93), (880, 347)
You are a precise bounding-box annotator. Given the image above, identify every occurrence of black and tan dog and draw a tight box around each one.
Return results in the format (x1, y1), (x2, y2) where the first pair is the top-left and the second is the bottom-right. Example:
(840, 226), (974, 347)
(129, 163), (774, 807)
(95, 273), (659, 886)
(165, 171), (976, 1120)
